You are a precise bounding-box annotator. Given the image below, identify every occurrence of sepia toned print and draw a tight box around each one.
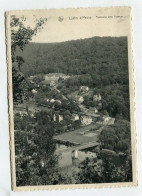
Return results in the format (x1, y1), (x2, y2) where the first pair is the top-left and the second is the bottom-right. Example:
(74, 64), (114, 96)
(6, 7), (137, 191)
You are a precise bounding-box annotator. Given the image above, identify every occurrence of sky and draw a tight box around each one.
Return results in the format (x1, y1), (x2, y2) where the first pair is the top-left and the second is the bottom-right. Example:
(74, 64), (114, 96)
(10, 7), (131, 43)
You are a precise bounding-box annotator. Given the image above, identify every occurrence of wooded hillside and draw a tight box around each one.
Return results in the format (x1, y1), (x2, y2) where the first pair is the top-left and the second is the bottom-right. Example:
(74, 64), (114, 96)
(17, 37), (128, 82)
(15, 37), (130, 120)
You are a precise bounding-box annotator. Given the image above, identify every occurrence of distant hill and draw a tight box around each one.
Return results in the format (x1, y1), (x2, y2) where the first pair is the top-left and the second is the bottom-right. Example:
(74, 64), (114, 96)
(15, 37), (128, 81)
(14, 36), (130, 120)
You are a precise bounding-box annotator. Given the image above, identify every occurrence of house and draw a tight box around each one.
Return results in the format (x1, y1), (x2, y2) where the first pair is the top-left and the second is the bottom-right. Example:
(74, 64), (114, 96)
(103, 116), (109, 123)
(72, 114), (80, 121)
(59, 115), (63, 122)
(102, 116), (115, 125)
(53, 114), (56, 122)
(31, 89), (37, 94)
(80, 86), (89, 93)
(107, 117), (115, 125)
(50, 99), (55, 103)
(98, 102), (102, 107)
(19, 111), (28, 116)
(27, 76), (37, 84)
(50, 80), (56, 87)
(94, 108), (98, 113)
(76, 96), (84, 103)
(75, 95), (84, 103)
(45, 73), (62, 81)
(30, 113), (34, 117)
(44, 73), (70, 81)
(81, 115), (92, 125)
(40, 159), (45, 168)
(52, 113), (63, 123)
(93, 94), (101, 101)
(97, 102), (102, 110)
(89, 107), (98, 114)
(56, 100), (61, 104)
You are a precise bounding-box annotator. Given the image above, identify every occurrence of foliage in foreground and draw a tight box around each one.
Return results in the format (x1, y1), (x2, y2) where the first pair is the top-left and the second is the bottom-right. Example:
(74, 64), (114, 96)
(76, 156), (132, 184)
(11, 15), (47, 102)
(15, 111), (57, 186)
(99, 120), (131, 154)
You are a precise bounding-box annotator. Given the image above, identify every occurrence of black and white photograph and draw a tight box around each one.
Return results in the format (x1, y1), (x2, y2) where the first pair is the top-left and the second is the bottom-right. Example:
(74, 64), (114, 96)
(6, 7), (136, 190)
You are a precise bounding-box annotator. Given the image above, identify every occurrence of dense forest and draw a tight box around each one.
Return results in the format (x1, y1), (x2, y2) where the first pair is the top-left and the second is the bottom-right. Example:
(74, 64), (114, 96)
(18, 37), (128, 80)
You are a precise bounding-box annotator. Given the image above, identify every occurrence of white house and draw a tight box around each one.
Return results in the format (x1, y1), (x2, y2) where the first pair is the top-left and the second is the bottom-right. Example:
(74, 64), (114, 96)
(56, 100), (61, 104)
(53, 114), (56, 122)
(40, 159), (45, 168)
(89, 107), (98, 114)
(31, 89), (37, 94)
(103, 116), (110, 123)
(78, 96), (84, 103)
(19, 111), (28, 116)
(59, 115), (63, 122)
(50, 81), (56, 87)
(80, 86), (89, 92)
(44, 73), (70, 81)
(30, 113), (34, 117)
(102, 116), (115, 125)
(72, 114), (80, 121)
(50, 99), (55, 103)
(93, 94), (101, 101)
(81, 115), (92, 125)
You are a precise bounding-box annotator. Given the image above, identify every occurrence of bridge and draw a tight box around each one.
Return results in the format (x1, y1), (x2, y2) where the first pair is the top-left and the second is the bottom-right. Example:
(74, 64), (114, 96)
(56, 141), (100, 154)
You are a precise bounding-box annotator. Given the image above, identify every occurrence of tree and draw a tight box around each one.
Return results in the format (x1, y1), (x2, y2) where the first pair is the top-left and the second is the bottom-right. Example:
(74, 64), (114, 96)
(15, 111), (61, 186)
(99, 120), (131, 154)
(11, 15), (47, 103)
(77, 156), (132, 184)
(76, 158), (103, 183)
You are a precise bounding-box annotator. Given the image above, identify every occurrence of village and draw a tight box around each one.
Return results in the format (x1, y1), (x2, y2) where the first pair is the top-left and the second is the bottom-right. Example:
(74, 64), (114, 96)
(15, 72), (115, 130)
(14, 72), (116, 172)
(10, 17), (132, 184)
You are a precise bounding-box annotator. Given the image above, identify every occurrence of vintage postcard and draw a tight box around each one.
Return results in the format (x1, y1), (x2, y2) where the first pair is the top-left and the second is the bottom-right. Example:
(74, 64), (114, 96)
(6, 7), (137, 191)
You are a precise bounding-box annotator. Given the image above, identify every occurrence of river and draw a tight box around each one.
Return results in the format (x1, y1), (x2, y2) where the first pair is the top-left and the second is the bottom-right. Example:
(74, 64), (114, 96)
(55, 144), (97, 171)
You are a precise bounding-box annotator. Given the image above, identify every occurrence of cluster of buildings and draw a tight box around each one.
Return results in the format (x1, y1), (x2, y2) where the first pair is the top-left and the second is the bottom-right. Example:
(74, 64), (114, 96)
(43, 73), (70, 87)
(74, 85), (102, 105)
(28, 73), (70, 90)
(52, 112), (94, 126)
(72, 114), (95, 126)
(20, 74), (115, 129)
